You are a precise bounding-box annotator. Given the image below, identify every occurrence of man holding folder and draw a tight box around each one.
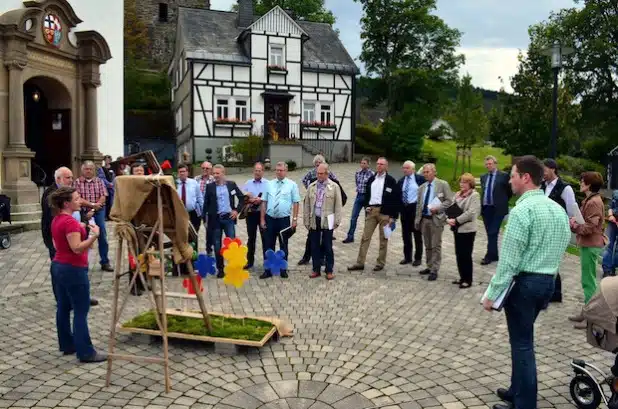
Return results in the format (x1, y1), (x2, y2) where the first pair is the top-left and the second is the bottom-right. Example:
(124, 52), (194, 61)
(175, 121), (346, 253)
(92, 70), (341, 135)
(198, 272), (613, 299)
(482, 156), (571, 409)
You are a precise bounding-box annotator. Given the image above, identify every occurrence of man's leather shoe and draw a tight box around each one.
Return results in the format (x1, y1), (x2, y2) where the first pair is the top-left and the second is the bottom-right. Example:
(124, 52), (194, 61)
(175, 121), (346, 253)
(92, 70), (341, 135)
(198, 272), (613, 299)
(326, 273), (334, 280)
(62, 349), (76, 356)
(551, 295), (563, 303)
(399, 259), (411, 265)
(493, 403), (512, 409)
(297, 258), (310, 266)
(80, 352), (108, 363)
(373, 265), (384, 272)
(481, 258), (492, 266)
(310, 272), (321, 278)
(90, 298), (99, 306)
(244, 264), (253, 270)
(259, 272), (272, 279)
(412, 260), (422, 266)
(101, 264), (114, 272)
(280, 270), (288, 279)
(496, 388), (513, 403)
(419, 269), (431, 275)
(347, 264), (364, 271)
(342, 238), (354, 244)
(428, 272), (437, 281)
(574, 321), (587, 329)
(217, 272), (224, 279)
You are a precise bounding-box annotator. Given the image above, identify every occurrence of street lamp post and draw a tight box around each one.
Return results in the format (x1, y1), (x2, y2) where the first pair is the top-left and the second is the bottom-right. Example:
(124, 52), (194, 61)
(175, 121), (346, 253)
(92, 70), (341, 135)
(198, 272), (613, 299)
(542, 40), (574, 159)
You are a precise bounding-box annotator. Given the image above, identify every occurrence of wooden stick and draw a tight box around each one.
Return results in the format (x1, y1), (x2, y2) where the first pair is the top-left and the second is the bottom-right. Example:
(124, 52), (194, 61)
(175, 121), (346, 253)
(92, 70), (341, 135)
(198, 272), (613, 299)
(185, 261), (213, 333)
(157, 185), (171, 393)
(106, 239), (124, 387)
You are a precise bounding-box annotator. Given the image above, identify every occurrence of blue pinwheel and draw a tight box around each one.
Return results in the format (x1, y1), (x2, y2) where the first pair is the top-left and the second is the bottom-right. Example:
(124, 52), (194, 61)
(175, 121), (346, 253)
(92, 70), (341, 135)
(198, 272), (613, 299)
(264, 249), (288, 276)
(195, 253), (217, 278)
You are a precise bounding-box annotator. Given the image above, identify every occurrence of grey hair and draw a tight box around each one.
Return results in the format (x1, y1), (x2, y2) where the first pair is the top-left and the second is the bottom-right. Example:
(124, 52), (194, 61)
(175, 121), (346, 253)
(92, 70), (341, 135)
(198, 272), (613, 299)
(318, 163), (329, 171)
(81, 160), (95, 169)
(54, 166), (71, 181)
(403, 160), (415, 168)
(485, 155), (497, 163)
(313, 154), (325, 166)
(424, 163), (437, 172)
(213, 164), (225, 172)
(276, 161), (288, 170)
(361, 157), (371, 163)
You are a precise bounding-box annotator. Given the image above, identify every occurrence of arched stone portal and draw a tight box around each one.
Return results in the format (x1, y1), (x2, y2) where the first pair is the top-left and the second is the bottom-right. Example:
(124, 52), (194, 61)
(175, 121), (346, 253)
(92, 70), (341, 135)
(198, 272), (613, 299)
(0, 0), (111, 222)
(24, 75), (72, 185)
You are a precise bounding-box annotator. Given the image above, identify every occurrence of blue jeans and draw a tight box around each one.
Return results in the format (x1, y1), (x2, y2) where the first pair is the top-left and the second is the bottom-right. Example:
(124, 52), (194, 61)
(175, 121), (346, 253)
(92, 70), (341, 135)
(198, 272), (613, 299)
(51, 262), (96, 360)
(310, 216), (334, 273)
(212, 215), (236, 270)
(346, 194), (365, 240)
(93, 208), (109, 265)
(602, 223), (617, 274)
(504, 273), (555, 409)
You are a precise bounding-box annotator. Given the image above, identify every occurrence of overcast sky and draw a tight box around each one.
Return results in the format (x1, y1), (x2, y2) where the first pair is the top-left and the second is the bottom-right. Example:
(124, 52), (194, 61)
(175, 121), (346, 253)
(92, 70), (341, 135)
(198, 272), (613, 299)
(210, 0), (576, 91)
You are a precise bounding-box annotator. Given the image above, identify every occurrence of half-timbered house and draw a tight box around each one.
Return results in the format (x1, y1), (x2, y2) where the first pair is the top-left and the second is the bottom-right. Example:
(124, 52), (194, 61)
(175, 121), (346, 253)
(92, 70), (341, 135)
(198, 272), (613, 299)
(169, 0), (359, 166)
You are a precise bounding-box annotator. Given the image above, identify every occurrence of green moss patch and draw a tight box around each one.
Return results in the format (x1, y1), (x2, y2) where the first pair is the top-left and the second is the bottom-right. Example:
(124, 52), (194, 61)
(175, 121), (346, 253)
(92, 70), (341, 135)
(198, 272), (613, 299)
(123, 311), (274, 342)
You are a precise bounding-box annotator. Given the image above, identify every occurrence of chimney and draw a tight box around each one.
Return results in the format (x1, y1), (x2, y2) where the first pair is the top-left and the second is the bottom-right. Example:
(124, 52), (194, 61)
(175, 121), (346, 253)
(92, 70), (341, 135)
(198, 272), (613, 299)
(237, 0), (253, 28)
(284, 9), (296, 19)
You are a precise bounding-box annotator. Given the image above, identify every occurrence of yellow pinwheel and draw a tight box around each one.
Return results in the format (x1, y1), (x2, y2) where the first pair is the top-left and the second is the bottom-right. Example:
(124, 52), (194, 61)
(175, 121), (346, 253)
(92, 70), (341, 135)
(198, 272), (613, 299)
(223, 264), (250, 288)
(222, 242), (248, 268)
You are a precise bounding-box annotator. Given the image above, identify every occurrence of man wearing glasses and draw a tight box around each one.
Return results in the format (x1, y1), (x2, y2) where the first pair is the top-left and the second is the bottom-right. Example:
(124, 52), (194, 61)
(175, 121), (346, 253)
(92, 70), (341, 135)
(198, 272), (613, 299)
(195, 161), (215, 253)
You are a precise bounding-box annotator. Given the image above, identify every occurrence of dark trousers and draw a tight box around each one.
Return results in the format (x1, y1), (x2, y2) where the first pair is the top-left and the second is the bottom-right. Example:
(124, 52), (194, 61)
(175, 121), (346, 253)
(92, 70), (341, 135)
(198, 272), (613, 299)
(188, 210), (201, 234)
(346, 193), (365, 240)
(175, 210), (201, 276)
(264, 215), (290, 273)
(51, 262), (96, 360)
(246, 212), (265, 266)
(302, 233), (325, 262)
(310, 216), (334, 273)
(210, 215), (236, 271)
(105, 190), (114, 220)
(454, 231), (476, 284)
(503, 273), (554, 409)
(401, 203), (423, 262)
(482, 205), (505, 261)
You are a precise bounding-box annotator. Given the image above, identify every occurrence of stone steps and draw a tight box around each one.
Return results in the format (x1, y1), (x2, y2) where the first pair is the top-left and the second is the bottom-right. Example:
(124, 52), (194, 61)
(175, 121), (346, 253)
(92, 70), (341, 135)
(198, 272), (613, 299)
(7, 203), (42, 231)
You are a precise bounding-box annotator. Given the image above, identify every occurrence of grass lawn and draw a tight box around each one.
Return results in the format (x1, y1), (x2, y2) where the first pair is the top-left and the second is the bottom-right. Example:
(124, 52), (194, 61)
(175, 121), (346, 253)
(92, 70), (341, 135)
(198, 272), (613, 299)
(423, 139), (511, 181)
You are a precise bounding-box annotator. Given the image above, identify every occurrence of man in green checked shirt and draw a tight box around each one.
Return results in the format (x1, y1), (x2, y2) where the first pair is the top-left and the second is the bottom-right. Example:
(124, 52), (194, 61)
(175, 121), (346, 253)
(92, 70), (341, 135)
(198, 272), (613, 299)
(482, 155), (571, 409)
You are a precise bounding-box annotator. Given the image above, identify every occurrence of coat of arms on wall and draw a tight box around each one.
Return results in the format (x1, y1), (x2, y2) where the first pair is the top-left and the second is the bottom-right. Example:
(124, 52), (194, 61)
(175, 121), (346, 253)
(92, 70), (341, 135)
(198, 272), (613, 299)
(43, 13), (62, 47)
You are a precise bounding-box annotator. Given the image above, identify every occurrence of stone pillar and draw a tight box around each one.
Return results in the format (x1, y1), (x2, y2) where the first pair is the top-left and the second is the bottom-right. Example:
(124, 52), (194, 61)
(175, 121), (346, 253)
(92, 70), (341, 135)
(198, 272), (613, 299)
(80, 73), (103, 163)
(1, 59), (39, 206)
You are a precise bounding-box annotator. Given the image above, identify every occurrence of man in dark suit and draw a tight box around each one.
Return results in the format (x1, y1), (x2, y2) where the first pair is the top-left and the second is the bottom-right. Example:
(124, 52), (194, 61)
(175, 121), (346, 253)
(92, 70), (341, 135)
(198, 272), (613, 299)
(397, 160), (426, 266)
(348, 157), (400, 272)
(203, 164), (244, 278)
(480, 155), (512, 265)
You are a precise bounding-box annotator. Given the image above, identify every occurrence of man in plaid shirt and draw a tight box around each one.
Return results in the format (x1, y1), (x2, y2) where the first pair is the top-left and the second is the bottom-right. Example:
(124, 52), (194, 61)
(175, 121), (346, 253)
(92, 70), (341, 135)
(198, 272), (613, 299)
(482, 156), (570, 409)
(343, 157), (374, 243)
(74, 161), (113, 272)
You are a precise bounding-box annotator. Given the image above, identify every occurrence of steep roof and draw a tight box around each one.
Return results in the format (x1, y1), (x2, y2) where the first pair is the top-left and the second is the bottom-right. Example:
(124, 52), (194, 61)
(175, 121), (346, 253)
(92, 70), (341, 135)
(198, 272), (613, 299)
(177, 7), (359, 74)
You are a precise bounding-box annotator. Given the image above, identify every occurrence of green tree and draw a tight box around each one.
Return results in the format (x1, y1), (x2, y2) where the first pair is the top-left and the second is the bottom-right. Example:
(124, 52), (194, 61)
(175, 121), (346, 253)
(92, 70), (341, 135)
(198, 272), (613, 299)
(488, 35), (580, 158)
(124, 0), (149, 63)
(445, 74), (489, 147)
(354, 0), (463, 116)
(232, 0), (335, 24)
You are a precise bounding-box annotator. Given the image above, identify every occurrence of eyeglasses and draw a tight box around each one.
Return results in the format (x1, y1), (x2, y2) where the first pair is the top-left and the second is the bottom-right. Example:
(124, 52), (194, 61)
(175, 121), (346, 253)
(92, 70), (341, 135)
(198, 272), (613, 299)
(201, 167), (211, 170)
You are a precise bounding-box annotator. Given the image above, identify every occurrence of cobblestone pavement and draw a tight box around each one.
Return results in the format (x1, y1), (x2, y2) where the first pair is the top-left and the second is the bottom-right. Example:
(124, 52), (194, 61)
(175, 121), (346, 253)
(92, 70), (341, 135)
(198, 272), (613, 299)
(0, 163), (610, 409)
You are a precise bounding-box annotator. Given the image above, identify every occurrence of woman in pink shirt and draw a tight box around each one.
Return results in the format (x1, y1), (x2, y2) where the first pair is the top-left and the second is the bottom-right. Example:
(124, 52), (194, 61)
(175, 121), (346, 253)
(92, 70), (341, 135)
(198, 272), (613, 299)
(49, 186), (106, 363)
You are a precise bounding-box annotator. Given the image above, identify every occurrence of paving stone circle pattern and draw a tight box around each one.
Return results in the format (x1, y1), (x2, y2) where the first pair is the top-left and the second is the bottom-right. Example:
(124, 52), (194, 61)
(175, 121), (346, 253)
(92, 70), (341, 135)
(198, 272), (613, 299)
(0, 162), (613, 409)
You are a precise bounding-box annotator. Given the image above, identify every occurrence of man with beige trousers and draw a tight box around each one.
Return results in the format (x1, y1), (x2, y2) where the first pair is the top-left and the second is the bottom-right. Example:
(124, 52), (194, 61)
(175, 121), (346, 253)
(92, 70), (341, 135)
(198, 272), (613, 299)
(304, 164), (343, 280)
(415, 164), (454, 281)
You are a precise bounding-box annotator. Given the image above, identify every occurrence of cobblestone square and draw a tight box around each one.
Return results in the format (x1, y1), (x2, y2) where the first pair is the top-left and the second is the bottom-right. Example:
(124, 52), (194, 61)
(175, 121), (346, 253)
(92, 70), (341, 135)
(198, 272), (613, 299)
(0, 163), (609, 409)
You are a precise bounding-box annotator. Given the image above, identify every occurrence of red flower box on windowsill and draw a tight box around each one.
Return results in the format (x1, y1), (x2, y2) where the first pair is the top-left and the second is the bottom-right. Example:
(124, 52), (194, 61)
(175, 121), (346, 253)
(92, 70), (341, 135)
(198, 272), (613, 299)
(267, 65), (288, 74)
(214, 118), (256, 127)
(300, 120), (336, 130)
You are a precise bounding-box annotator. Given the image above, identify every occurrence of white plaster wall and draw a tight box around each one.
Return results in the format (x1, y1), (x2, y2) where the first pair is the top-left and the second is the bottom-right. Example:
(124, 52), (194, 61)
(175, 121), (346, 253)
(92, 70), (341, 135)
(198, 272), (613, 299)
(335, 74), (351, 90)
(287, 38), (301, 62)
(287, 62), (301, 86)
(303, 72), (318, 87)
(4, 0), (123, 159)
(319, 73), (334, 88)
(213, 65), (232, 81)
(252, 34), (267, 59)
(234, 66), (250, 82)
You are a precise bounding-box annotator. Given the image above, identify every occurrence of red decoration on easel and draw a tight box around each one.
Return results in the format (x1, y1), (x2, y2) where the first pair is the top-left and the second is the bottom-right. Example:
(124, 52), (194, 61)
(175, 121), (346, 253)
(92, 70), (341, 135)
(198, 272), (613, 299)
(182, 276), (203, 294)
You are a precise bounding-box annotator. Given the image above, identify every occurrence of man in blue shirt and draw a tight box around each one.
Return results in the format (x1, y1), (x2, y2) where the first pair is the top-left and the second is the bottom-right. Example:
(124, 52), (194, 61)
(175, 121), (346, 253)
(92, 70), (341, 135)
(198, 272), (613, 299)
(176, 164), (203, 242)
(603, 190), (618, 277)
(397, 160), (425, 266)
(203, 165), (244, 277)
(242, 162), (268, 269)
(260, 161), (301, 279)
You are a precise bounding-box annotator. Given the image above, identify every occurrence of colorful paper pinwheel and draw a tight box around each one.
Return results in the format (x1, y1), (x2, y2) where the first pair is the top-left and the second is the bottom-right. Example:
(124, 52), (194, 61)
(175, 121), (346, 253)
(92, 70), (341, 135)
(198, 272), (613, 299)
(195, 253), (217, 278)
(182, 275), (203, 294)
(220, 237), (242, 256)
(264, 249), (287, 276)
(223, 264), (250, 288)
(222, 241), (248, 268)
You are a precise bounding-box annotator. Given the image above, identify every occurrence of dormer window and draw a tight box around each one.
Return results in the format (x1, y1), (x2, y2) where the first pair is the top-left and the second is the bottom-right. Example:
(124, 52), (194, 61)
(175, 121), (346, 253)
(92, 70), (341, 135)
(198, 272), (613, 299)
(269, 44), (284, 67)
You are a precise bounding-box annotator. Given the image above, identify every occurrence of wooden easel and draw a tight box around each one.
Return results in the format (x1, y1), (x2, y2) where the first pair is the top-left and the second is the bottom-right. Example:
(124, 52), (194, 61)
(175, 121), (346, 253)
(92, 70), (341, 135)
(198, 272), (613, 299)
(105, 179), (212, 393)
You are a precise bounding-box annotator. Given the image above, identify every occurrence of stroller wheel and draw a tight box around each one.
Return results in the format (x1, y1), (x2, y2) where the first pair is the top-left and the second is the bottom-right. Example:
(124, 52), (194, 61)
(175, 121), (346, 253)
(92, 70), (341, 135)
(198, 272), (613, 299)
(0, 235), (10, 250)
(571, 375), (603, 409)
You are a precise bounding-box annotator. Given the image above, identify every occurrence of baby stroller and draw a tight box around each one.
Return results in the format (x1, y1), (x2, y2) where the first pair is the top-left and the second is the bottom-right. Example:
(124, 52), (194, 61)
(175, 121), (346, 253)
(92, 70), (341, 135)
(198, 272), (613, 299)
(570, 276), (618, 409)
(0, 194), (12, 249)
